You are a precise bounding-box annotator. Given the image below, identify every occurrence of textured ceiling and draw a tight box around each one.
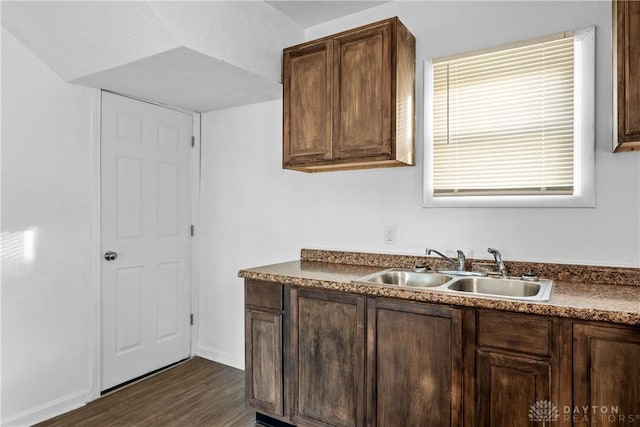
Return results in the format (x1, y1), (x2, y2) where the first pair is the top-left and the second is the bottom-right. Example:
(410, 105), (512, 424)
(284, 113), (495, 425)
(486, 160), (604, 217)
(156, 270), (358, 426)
(267, 1), (388, 28)
(1, 1), (388, 112)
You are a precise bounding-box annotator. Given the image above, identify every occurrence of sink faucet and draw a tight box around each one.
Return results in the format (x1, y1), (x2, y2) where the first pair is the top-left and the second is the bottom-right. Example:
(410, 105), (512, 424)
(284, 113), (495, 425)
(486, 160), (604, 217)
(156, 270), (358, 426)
(427, 248), (466, 271)
(487, 248), (507, 278)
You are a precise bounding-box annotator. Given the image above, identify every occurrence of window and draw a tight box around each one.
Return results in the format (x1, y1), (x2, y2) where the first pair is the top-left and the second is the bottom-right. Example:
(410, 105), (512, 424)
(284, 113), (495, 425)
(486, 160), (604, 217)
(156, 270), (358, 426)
(424, 27), (595, 208)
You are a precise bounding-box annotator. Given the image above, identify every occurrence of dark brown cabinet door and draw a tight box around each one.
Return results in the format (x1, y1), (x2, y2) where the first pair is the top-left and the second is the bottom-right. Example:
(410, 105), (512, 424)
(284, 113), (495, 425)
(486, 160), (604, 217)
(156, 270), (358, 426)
(291, 288), (365, 427)
(476, 350), (551, 427)
(573, 323), (640, 426)
(333, 22), (392, 160)
(283, 40), (333, 166)
(614, 0), (640, 151)
(245, 310), (284, 417)
(366, 299), (462, 427)
(245, 309), (284, 418)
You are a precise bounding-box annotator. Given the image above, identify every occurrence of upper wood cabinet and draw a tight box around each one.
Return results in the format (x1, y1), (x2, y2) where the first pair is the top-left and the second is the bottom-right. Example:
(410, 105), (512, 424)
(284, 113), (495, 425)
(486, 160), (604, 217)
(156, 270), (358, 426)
(283, 17), (416, 172)
(613, 0), (640, 151)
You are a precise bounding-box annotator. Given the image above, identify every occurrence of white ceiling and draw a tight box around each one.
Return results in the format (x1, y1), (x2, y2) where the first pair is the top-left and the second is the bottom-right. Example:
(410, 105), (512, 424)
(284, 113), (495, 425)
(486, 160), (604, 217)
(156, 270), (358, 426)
(1, 1), (388, 112)
(267, 1), (388, 28)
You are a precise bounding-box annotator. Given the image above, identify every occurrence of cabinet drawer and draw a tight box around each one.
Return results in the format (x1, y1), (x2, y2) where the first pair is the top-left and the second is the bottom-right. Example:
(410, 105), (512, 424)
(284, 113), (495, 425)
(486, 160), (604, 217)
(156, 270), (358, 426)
(477, 310), (551, 356)
(245, 280), (283, 311)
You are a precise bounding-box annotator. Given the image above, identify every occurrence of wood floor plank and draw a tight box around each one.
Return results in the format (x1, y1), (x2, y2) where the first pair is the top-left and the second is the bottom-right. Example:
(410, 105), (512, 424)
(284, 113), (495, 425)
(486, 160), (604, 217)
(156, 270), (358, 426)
(35, 357), (256, 427)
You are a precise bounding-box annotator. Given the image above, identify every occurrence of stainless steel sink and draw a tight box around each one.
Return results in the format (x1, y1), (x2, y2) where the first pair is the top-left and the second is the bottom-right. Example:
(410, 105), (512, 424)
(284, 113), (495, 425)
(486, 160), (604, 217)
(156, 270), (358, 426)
(446, 277), (553, 300)
(357, 269), (453, 288)
(354, 269), (553, 301)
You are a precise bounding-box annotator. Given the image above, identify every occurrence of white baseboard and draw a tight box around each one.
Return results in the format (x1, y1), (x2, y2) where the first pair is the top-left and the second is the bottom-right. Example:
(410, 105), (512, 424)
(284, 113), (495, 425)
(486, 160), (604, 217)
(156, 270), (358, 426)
(1, 389), (91, 427)
(196, 345), (244, 370)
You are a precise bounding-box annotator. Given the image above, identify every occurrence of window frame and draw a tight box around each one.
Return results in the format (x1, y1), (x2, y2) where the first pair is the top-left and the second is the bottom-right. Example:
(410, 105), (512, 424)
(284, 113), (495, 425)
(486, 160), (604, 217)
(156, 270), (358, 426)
(423, 26), (595, 208)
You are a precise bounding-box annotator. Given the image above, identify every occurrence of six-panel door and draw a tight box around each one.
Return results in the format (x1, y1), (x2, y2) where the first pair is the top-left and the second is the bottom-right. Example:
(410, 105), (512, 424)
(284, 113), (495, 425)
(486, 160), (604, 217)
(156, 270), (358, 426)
(101, 91), (192, 390)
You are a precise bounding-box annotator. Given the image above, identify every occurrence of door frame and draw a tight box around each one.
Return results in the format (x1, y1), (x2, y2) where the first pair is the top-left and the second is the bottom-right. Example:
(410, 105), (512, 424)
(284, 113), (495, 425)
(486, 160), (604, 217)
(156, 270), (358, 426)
(89, 89), (202, 399)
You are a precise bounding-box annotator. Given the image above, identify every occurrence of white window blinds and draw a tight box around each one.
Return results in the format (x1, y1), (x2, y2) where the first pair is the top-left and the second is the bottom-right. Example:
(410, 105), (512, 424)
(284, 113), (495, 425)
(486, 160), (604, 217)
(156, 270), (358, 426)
(432, 33), (575, 197)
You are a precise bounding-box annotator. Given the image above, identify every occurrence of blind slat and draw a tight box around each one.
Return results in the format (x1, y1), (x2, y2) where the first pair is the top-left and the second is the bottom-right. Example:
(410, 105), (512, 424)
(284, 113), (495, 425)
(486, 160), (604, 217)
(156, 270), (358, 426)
(431, 33), (575, 197)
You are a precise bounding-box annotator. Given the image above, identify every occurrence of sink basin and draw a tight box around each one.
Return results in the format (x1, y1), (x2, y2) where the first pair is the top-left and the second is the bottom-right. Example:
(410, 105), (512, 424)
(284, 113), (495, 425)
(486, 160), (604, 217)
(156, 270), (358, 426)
(447, 277), (553, 301)
(357, 269), (453, 288)
(354, 268), (553, 301)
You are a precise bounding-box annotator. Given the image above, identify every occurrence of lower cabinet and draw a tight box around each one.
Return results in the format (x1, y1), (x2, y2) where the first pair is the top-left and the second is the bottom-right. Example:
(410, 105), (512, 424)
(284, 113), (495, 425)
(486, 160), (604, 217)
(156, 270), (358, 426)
(573, 323), (640, 426)
(291, 288), (366, 427)
(244, 281), (640, 427)
(475, 351), (551, 426)
(244, 280), (289, 423)
(468, 310), (557, 427)
(367, 298), (462, 426)
(245, 309), (284, 417)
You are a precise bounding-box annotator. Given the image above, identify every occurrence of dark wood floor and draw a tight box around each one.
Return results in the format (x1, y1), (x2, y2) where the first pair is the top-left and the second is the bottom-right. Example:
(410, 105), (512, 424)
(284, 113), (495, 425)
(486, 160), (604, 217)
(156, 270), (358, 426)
(36, 357), (256, 427)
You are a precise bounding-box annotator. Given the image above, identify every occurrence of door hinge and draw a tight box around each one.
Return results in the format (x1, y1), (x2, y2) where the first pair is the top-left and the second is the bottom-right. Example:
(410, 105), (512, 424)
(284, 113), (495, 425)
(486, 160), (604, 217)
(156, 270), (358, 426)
(190, 225), (194, 236)
(191, 136), (195, 147)
(190, 313), (194, 325)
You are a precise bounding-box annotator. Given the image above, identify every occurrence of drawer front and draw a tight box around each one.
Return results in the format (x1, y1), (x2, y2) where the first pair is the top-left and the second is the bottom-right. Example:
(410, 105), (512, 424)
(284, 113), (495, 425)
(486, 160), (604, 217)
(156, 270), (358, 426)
(245, 280), (283, 311)
(477, 310), (551, 356)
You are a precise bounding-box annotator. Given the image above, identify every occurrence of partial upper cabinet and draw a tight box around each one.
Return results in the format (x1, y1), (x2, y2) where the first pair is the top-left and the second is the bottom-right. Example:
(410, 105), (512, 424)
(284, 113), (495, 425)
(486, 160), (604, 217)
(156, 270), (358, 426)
(614, 0), (640, 151)
(283, 17), (416, 172)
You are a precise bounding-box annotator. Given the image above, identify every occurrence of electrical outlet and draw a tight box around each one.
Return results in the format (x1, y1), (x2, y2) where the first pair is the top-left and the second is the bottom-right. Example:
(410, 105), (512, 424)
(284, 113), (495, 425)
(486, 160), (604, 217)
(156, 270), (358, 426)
(383, 225), (396, 245)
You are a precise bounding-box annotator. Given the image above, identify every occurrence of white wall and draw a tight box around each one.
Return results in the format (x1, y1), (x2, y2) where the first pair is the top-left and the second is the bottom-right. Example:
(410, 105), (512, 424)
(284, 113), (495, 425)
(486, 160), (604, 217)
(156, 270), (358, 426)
(1, 28), (94, 425)
(198, 1), (640, 368)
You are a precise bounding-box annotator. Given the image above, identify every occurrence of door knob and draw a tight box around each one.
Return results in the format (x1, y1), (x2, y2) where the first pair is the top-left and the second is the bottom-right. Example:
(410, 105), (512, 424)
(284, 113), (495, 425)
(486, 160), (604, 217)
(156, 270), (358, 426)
(104, 251), (118, 261)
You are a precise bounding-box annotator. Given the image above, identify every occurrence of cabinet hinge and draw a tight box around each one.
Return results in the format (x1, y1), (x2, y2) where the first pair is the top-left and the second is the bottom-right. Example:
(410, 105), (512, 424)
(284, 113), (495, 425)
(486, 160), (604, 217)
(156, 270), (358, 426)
(190, 313), (194, 325)
(191, 136), (195, 147)
(190, 225), (194, 236)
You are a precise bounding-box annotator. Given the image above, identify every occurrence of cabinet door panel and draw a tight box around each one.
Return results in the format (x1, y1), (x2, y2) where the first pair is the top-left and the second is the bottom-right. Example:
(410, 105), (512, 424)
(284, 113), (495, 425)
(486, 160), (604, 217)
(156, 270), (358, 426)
(367, 299), (462, 427)
(333, 23), (392, 159)
(284, 41), (333, 165)
(573, 323), (640, 426)
(477, 351), (550, 427)
(292, 289), (365, 427)
(245, 310), (283, 417)
(616, 0), (640, 148)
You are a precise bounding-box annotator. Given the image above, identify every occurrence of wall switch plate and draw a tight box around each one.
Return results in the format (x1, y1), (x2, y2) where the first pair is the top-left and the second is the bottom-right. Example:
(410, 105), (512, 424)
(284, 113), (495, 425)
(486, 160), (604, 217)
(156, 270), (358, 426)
(384, 225), (396, 245)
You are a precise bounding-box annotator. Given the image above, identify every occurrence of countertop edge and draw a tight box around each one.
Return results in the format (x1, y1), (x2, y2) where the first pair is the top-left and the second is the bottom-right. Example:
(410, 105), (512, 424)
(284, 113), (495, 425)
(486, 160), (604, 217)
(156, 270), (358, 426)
(238, 267), (640, 326)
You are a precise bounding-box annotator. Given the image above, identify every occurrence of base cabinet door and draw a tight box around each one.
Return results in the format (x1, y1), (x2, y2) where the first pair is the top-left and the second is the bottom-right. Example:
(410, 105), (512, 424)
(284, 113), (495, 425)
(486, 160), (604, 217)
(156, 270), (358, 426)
(573, 323), (640, 426)
(476, 350), (551, 427)
(366, 299), (463, 427)
(292, 288), (366, 427)
(245, 310), (284, 418)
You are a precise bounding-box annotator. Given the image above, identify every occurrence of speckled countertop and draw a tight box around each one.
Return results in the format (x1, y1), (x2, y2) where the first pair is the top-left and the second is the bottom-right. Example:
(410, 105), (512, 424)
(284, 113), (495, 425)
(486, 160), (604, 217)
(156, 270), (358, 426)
(238, 251), (640, 326)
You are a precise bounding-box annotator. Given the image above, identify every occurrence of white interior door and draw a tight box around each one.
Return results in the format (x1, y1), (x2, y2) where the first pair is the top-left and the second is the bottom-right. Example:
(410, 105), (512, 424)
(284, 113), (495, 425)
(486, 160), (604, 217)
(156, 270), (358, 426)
(101, 92), (192, 391)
